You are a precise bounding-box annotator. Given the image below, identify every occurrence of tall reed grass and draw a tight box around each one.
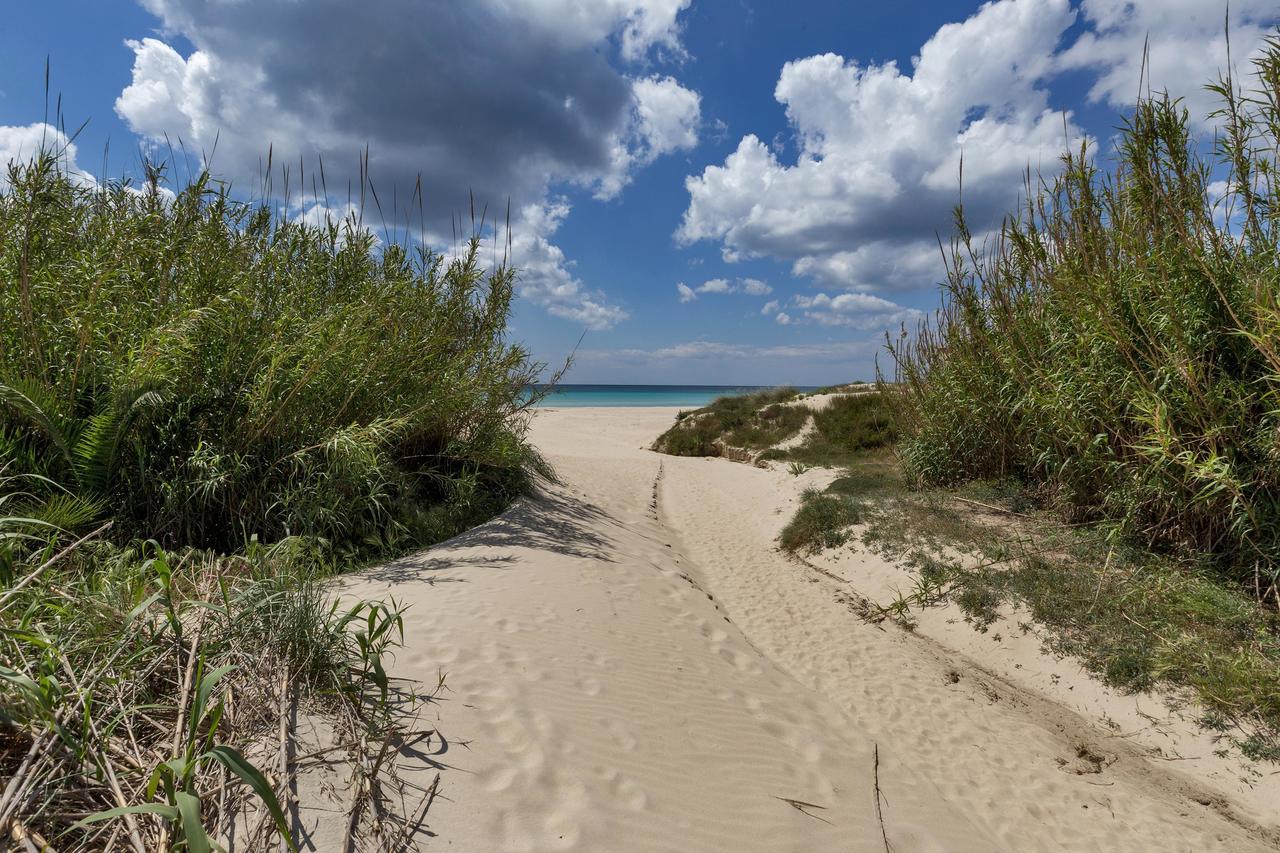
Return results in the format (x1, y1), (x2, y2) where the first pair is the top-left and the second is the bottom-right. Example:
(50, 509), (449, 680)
(884, 38), (1280, 604)
(1, 148), (546, 848)
(0, 152), (544, 554)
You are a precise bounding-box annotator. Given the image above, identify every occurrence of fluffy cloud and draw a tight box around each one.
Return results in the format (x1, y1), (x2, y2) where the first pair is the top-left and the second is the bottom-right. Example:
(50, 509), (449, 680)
(0, 123), (95, 189)
(793, 292), (922, 329)
(774, 312), (792, 326)
(490, 0), (692, 62)
(677, 0), (1086, 295)
(760, 299), (780, 315)
(676, 276), (774, 300)
(508, 199), (628, 329)
(1059, 0), (1280, 123)
(597, 75), (702, 199)
(676, 0), (1278, 301)
(116, 0), (698, 329)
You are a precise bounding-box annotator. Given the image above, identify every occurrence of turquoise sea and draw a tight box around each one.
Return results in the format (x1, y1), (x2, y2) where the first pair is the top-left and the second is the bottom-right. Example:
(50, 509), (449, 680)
(531, 384), (817, 408)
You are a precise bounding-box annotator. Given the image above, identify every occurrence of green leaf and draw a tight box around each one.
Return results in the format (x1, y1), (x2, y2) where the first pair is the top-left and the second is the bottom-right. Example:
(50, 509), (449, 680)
(0, 663), (42, 699)
(175, 791), (212, 853)
(193, 664), (234, 730)
(73, 802), (179, 828)
(206, 744), (295, 852)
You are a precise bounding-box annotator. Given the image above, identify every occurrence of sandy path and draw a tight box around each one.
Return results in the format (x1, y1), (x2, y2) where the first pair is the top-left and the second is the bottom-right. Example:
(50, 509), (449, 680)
(303, 407), (1274, 852)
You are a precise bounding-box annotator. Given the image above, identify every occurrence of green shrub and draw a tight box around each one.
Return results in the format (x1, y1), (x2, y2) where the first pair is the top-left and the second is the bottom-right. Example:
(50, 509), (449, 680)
(653, 387), (800, 456)
(0, 155), (542, 556)
(884, 40), (1280, 598)
(0, 151), (543, 846)
(812, 393), (896, 451)
(779, 489), (862, 554)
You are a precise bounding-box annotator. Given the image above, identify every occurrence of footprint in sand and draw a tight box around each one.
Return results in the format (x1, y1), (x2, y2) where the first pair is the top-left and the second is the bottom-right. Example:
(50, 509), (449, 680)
(603, 718), (638, 752)
(577, 675), (604, 696)
(700, 623), (729, 643)
(611, 774), (649, 811)
(718, 646), (764, 674)
(480, 764), (520, 793)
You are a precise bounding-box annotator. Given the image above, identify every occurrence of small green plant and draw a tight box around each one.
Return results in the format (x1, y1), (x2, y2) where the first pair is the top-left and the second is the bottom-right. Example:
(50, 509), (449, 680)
(779, 489), (862, 554)
(787, 461), (811, 477)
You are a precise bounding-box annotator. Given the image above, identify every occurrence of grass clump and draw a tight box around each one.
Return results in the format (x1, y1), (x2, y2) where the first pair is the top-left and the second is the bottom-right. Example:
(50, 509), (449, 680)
(765, 392), (897, 469)
(860, 496), (1280, 752)
(0, 151), (544, 847)
(653, 388), (802, 457)
(883, 42), (1280, 602)
(0, 154), (542, 556)
(779, 488), (862, 554)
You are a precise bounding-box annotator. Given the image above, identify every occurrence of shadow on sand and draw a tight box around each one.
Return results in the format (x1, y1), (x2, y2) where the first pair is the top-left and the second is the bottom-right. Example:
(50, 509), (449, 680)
(362, 484), (616, 585)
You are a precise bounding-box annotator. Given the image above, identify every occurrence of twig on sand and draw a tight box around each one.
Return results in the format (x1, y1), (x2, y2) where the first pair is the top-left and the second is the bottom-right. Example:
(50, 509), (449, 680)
(0, 520), (111, 613)
(873, 742), (892, 853)
(774, 796), (832, 825)
(951, 496), (1032, 519)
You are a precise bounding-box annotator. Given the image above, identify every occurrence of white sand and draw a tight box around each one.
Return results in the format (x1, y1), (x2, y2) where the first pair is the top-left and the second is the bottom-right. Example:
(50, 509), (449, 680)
(302, 407), (1277, 852)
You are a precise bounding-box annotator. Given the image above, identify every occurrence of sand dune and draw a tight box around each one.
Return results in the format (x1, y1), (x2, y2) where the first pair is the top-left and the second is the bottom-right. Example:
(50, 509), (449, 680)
(302, 407), (1276, 852)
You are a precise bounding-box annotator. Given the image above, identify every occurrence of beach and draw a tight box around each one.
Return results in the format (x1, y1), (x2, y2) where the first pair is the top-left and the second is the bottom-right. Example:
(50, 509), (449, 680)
(289, 406), (1278, 852)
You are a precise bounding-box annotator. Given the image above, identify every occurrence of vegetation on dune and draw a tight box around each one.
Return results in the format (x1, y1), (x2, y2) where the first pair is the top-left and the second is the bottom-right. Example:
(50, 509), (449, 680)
(771, 46), (1280, 753)
(654, 388), (803, 457)
(761, 392), (898, 469)
(883, 41), (1280, 604)
(773, 394), (900, 554)
(778, 488), (862, 554)
(0, 152), (544, 848)
(855, 486), (1280, 759)
(862, 44), (1280, 751)
(1, 153), (542, 555)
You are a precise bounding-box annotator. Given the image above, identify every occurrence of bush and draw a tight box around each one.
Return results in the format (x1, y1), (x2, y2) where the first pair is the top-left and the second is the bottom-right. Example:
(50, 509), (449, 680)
(883, 40), (1280, 600)
(0, 155), (542, 556)
(653, 388), (801, 456)
(812, 393), (896, 452)
(0, 151), (543, 847)
(779, 489), (862, 554)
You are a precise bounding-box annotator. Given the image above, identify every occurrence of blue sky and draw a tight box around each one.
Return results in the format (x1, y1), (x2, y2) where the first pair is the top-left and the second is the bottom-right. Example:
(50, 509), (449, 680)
(3, 1), (1277, 385)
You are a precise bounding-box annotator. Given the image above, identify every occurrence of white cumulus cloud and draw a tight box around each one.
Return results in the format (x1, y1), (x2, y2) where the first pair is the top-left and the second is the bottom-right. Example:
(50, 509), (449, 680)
(677, 0), (1088, 295)
(1058, 0), (1280, 124)
(116, 0), (697, 329)
(0, 123), (96, 189)
(509, 198), (628, 329)
(794, 292), (922, 329)
(675, 0), (1279, 304)
(677, 276), (776, 300)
